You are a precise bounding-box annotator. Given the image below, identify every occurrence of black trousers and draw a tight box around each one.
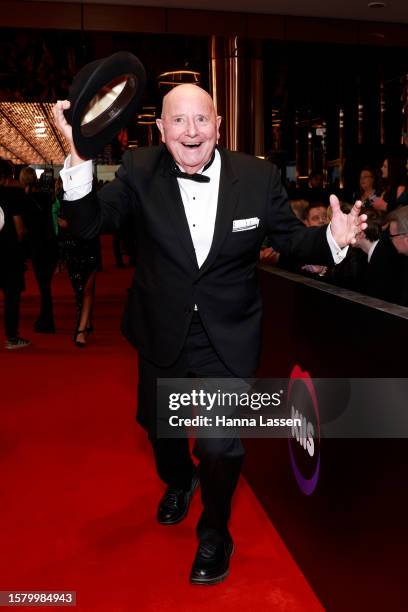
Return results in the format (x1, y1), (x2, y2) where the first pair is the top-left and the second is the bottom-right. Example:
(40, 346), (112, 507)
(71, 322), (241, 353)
(2, 284), (21, 339)
(138, 312), (246, 542)
(32, 251), (57, 326)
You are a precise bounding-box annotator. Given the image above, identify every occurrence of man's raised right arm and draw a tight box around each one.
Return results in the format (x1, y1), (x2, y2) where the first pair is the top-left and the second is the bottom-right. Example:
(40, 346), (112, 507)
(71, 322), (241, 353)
(53, 100), (135, 239)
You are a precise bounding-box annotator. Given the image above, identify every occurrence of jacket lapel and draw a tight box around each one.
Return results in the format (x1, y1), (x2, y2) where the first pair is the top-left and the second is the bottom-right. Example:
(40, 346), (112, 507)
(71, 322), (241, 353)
(156, 149), (199, 270)
(198, 148), (239, 276)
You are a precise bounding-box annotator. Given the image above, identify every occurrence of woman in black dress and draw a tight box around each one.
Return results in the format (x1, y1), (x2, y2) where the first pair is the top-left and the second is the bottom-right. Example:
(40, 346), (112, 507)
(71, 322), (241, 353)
(54, 178), (101, 347)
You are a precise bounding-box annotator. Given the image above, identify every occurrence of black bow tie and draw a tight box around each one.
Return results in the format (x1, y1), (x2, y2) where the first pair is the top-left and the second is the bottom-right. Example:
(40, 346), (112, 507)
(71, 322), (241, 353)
(169, 151), (215, 183)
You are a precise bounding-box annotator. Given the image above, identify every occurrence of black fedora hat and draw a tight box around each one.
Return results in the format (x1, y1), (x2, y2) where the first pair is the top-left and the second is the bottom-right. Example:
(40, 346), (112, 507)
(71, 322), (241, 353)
(64, 51), (146, 159)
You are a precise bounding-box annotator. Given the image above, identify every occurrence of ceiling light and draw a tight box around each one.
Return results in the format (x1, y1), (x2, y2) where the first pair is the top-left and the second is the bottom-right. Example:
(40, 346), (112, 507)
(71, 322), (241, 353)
(157, 70), (201, 88)
(0, 102), (69, 164)
(368, 2), (386, 8)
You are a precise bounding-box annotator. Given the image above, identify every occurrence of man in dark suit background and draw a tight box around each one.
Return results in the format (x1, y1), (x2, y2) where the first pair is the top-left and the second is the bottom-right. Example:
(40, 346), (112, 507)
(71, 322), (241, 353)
(53, 84), (366, 585)
(0, 158), (31, 350)
(388, 206), (408, 306)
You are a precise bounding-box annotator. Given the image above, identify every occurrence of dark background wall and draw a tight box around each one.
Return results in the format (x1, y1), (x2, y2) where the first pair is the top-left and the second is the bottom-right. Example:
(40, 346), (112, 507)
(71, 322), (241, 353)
(1, 2), (407, 189)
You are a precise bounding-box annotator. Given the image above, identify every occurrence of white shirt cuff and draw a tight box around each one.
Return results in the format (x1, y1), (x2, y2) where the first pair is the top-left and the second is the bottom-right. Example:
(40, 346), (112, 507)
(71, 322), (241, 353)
(367, 240), (379, 263)
(60, 155), (93, 201)
(327, 224), (349, 264)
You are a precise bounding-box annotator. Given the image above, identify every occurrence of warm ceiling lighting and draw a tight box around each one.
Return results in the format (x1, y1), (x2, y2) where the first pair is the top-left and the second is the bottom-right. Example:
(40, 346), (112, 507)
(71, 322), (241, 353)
(271, 108), (281, 128)
(0, 113), (42, 164)
(157, 70), (201, 88)
(137, 105), (157, 126)
(137, 116), (156, 125)
(0, 102), (70, 164)
(0, 144), (23, 164)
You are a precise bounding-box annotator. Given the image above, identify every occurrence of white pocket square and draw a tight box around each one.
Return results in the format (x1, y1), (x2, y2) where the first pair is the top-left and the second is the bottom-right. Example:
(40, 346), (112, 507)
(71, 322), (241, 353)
(232, 217), (260, 232)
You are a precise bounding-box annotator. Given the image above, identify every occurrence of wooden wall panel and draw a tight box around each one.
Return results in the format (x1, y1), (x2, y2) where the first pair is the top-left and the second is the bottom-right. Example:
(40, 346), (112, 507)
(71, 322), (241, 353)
(285, 16), (359, 45)
(247, 14), (285, 40)
(0, 1), (81, 30)
(83, 5), (165, 33)
(359, 21), (408, 47)
(166, 9), (247, 37)
(1, 1), (408, 48)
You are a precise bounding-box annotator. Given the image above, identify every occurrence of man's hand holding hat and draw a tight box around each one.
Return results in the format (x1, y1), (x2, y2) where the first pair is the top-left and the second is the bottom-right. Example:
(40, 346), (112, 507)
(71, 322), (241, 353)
(52, 51), (146, 163)
(53, 100), (84, 167)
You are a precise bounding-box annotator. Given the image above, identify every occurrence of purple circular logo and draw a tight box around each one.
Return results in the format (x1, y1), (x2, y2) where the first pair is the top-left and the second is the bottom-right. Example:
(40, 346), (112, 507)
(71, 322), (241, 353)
(287, 365), (320, 496)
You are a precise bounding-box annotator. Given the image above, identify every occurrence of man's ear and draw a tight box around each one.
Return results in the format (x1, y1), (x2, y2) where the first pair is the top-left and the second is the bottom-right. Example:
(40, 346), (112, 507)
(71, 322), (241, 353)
(216, 116), (222, 142)
(156, 118), (165, 143)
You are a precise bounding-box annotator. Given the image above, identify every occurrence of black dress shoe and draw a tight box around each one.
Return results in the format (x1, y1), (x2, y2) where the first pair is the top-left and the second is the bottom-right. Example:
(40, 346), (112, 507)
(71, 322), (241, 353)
(157, 473), (199, 525)
(190, 537), (234, 585)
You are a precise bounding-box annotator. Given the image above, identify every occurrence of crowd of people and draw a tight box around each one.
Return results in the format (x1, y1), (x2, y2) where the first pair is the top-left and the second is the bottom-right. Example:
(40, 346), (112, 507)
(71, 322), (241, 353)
(0, 158), (108, 349)
(1, 148), (408, 350)
(261, 152), (408, 307)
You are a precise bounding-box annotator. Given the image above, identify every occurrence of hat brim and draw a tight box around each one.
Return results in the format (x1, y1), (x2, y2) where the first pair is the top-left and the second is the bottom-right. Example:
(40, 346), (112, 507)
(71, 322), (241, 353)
(65, 51), (146, 159)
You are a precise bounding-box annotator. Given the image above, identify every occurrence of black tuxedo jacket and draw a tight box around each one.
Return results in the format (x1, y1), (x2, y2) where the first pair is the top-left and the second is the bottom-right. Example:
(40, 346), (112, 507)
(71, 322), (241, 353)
(63, 145), (332, 376)
(365, 235), (402, 303)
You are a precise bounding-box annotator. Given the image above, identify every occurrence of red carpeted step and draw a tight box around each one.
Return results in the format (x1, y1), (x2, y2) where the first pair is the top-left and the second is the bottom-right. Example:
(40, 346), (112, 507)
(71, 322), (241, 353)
(0, 237), (322, 611)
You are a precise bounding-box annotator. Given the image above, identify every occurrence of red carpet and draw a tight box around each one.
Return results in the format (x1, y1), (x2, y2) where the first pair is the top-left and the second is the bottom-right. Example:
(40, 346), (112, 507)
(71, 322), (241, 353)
(0, 237), (322, 611)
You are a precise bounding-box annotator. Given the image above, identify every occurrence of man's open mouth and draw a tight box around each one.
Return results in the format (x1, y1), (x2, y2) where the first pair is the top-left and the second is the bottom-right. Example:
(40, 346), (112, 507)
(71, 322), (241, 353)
(182, 143), (202, 148)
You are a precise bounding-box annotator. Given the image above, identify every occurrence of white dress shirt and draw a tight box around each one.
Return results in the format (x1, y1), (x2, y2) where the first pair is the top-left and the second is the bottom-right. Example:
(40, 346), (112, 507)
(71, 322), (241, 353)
(60, 155), (93, 201)
(175, 149), (220, 268)
(367, 240), (380, 263)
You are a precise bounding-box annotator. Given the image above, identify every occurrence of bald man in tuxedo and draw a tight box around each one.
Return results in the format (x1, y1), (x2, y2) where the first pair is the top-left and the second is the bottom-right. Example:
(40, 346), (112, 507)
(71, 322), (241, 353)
(53, 85), (366, 584)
